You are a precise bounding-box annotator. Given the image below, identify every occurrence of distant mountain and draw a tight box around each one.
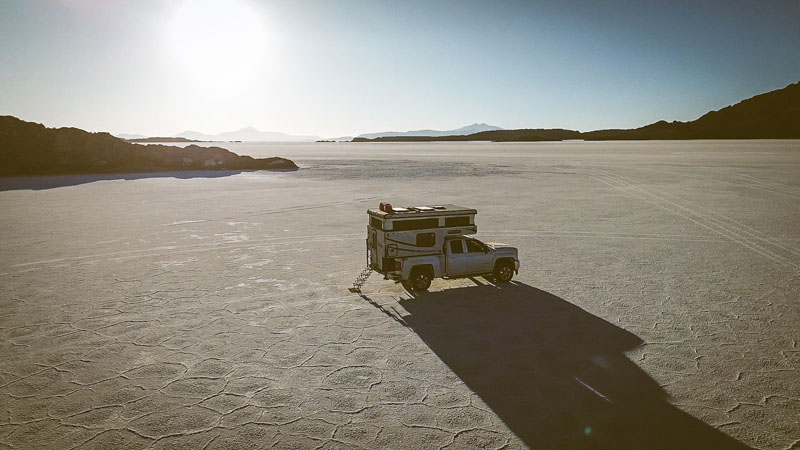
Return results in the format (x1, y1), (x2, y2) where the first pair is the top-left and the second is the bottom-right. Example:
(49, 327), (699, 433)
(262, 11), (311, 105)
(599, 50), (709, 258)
(176, 126), (320, 142)
(125, 137), (201, 143)
(353, 129), (580, 142)
(354, 82), (800, 142)
(582, 81), (800, 140)
(113, 133), (147, 140)
(0, 116), (297, 176)
(357, 123), (503, 139)
(319, 136), (354, 142)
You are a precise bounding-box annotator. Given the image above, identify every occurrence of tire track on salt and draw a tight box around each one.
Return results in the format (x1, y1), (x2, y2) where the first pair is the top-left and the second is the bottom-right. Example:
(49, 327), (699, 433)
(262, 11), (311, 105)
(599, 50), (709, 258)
(668, 170), (800, 200)
(9, 234), (364, 268)
(709, 167), (800, 198)
(570, 165), (799, 270)
(597, 167), (800, 259)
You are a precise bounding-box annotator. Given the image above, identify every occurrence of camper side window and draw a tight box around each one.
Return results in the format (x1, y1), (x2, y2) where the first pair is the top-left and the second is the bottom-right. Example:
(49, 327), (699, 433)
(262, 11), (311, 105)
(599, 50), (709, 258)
(449, 240), (464, 254)
(393, 218), (439, 231)
(370, 217), (383, 230)
(416, 233), (435, 247)
(445, 216), (470, 227)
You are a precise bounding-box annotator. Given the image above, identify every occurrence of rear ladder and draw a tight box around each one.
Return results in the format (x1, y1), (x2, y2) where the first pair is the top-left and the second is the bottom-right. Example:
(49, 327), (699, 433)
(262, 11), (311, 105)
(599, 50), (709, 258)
(349, 266), (373, 293)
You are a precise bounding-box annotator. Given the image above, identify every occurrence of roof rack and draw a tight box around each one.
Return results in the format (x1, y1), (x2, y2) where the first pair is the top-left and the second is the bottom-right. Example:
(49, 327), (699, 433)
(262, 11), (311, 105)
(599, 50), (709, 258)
(368, 203), (477, 218)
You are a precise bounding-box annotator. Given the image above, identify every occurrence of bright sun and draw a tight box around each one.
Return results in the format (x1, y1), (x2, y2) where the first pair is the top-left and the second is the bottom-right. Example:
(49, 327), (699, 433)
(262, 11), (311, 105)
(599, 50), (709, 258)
(168, 0), (269, 90)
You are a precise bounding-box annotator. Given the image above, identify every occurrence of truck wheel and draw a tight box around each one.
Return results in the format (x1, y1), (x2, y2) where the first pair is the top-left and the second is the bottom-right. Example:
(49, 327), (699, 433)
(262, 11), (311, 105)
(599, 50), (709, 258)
(410, 269), (432, 291)
(494, 262), (514, 283)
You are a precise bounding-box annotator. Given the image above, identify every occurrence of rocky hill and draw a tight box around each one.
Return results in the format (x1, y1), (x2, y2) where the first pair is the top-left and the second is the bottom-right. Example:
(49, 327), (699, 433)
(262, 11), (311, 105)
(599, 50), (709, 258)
(0, 116), (297, 176)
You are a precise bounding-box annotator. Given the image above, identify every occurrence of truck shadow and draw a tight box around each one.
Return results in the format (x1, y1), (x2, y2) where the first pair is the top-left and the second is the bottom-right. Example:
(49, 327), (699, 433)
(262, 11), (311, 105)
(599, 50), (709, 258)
(391, 282), (751, 449)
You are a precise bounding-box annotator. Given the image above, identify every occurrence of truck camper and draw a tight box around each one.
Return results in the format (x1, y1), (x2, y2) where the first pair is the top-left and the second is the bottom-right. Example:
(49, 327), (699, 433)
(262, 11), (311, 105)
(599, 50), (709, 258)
(352, 203), (520, 292)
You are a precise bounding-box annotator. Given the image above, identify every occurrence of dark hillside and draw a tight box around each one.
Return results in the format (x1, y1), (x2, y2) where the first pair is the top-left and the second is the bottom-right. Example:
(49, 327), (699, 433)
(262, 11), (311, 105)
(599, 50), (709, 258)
(582, 81), (800, 140)
(0, 116), (297, 176)
(353, 82), (800, 142)
(352, 128), (581, 142)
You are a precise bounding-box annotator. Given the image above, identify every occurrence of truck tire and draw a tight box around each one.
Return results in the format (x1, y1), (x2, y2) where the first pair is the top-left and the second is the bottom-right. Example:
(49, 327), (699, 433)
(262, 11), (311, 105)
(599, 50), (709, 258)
(494, 261), (514, 283)
(409, 268), (432, 291)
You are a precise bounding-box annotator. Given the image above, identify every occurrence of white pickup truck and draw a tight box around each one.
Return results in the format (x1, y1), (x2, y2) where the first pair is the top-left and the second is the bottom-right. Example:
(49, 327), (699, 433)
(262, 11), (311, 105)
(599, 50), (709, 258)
(363, 203), (520, 291)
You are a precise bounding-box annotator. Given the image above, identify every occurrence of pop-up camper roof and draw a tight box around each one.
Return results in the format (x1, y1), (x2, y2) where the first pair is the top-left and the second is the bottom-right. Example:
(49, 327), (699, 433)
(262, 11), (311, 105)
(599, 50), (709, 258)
(367, 204), (477, 219)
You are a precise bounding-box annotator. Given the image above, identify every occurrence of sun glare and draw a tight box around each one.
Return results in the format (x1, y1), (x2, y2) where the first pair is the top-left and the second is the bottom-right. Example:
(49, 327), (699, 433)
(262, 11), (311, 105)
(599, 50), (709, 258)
(168, 0), (269, 90)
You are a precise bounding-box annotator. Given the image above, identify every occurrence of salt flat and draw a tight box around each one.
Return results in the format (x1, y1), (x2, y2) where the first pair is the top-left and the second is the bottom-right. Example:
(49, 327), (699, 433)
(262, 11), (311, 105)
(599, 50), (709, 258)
(1, 140), (798, 449)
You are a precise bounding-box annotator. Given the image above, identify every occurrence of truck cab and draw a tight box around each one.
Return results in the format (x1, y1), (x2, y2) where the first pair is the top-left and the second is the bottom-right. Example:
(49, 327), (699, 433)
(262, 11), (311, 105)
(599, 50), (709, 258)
(365, 203), (520, 291)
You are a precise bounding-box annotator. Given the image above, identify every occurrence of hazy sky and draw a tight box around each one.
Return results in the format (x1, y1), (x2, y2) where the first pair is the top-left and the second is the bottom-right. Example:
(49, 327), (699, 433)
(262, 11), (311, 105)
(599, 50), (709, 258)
(1, 0), (799, 137)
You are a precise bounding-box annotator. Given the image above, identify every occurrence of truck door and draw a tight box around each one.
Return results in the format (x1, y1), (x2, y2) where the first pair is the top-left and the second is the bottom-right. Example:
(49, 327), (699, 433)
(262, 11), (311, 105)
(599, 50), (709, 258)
(466, 238), (493, 273)
(446, 239), (469, 276)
